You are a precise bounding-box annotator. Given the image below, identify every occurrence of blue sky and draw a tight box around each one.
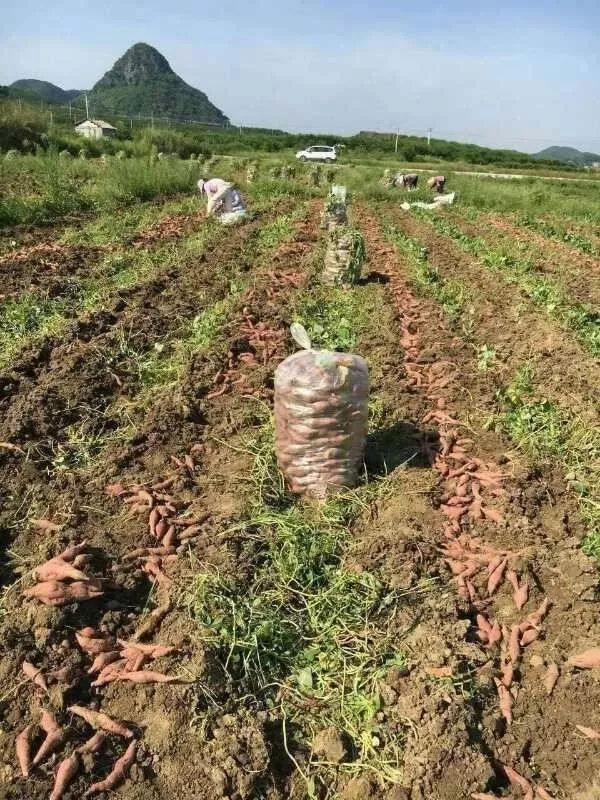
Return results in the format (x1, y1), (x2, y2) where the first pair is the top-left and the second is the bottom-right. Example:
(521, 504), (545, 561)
(2, 0), (599, 152)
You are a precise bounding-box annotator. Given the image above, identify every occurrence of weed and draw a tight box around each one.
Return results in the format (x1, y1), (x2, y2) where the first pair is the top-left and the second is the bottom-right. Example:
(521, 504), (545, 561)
(293, 285), (366, 351)
(191, 424), (410, 786)
(476, 344), (497, 372)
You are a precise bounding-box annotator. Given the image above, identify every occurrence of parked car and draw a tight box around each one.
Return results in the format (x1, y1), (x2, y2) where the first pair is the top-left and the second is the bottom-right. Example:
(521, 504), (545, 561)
(296, 145), (337, 162)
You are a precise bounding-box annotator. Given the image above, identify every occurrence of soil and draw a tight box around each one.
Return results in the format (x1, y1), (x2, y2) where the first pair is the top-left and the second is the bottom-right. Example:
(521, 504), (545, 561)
(455, 210), (600, 308)
(0, 195), (598, 800)
(378, 204), (600, 417)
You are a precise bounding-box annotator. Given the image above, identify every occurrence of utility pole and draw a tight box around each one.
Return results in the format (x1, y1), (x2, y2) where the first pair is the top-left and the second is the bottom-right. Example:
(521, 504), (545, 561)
(17, 98), (22, 112)
(151, 111), (154, 130)
(69, 102), (72, 120)
(395, 128), (399, 154)
(85, 92), (89, 120)
(427, 127), (432, 146)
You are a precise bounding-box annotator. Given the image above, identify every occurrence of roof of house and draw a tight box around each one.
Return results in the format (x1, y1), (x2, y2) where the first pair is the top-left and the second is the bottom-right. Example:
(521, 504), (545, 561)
(75, 118), (117, 130)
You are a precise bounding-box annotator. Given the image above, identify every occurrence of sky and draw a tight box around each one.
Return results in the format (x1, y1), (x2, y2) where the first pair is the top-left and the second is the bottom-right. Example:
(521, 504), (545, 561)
(2, 0), (600, 153)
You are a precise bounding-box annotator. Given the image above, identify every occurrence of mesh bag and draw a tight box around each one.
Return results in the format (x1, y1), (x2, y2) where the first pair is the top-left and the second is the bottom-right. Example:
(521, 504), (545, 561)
(274, 325), (369, 498)
(322, 227), (365, 285)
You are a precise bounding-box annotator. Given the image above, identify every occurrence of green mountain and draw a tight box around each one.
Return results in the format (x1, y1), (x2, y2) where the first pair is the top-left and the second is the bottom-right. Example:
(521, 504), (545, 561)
(534, 146), (600, 166)
(85, 43), (229, 125)
(9, 79), (81, 104)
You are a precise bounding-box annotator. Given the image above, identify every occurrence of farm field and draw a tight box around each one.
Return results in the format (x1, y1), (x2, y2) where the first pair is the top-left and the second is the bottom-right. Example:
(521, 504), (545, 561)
(0, 154), (599, 800)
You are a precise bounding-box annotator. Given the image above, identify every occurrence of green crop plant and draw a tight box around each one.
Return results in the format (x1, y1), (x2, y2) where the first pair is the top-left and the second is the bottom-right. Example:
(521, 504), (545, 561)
(424, 213), (599, 356)
(518, 215), (599, 257)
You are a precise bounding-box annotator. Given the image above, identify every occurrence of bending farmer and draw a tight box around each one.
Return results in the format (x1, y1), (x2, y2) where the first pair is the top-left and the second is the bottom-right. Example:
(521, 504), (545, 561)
(198, 178), (248, 225)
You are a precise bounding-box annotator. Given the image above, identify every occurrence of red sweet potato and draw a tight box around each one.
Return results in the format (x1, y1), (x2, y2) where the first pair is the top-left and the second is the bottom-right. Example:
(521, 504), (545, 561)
(68, 706), (133, 738)
(49, 752), (79, 800)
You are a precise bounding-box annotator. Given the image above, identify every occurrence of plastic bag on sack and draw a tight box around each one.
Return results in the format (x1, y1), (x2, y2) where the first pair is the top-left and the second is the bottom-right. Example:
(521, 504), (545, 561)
(274, 324), (369, 499)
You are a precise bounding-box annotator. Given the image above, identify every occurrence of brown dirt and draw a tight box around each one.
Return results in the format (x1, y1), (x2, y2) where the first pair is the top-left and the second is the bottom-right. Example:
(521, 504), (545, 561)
(1, 196), (598, 800)
(0, 207), (320, 800)
(380, 204), (599, 415)
(348, 205), (600, 800)
(457, 211), (600, 307)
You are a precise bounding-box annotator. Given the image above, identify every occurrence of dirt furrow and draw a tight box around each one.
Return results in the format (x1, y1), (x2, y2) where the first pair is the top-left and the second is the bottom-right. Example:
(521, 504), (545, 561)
(453, 210), (600, 307)
(353, 204), (600, 800)
(381, 204), (600, 407)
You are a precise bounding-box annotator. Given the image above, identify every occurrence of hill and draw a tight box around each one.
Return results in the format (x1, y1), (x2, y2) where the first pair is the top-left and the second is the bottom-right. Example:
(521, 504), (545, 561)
(9, 79), (81, 104)
(84, 43), (229, 125)
(534, 146), (600, 166)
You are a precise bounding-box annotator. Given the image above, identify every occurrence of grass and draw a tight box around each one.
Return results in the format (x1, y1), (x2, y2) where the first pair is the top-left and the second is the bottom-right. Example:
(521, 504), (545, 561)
(425, 214), (600, 356)
(0, 152), (204, 227)
(494, 366), (600, 557)
(190, 419), (412, 790)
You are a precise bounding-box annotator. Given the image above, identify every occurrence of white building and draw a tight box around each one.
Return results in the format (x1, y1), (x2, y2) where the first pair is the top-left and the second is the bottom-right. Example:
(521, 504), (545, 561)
(74, 119), (117, 140)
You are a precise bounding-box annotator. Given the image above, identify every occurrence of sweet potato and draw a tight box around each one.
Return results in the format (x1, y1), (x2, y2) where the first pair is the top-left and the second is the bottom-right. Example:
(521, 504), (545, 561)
(16, 724), (34, 776)
(494, 678), (512, 724)
(575, 725), (600, 740)
(32, 519), (61, 532)
(117, 670), (180, 684)
(40, 710), (59, 733)
(488, 622), (502, 646)
(514, 581), (529, 611)
(567, 647), (600, 669)
(509, 625), (521, 664)
(49, 752), (79, 800)
(535, 787), (554, 800)
(68, 706), (133, 738)
(544, 662), (559, 695)
(502, 764), (532, 793)
(84, 740), (137, 795)
(133, 600), (171, 641)
(77, 731), (107, 753)
(487, 558), (507, 596)
(87, 651), (121, 675)
(521, 628), (540, 647)
(471, 795), (498, 800)
(32, 728), (65, 766)
(481, 506), (503, 523)
(105, 483), (127, 496)
(57, 542), (88, 562)
(75, 631), (115, 655)
(500, 661), (513, 688)
(22, 660), (48, 691)
(526, 597), (551, 628)
(117, 640), (176, 658)
(33, 557), (88, 583)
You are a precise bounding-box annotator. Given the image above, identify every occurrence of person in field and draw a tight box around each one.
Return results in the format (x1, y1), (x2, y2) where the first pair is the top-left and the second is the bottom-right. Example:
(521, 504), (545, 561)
(427, 175), (446, 193)
(396, 173), (419, 190)
(197, 178), (248, 225)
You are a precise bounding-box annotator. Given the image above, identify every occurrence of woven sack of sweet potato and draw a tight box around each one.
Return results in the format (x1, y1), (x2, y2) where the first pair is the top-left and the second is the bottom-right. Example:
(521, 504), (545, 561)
(274, 324), (369, 498)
